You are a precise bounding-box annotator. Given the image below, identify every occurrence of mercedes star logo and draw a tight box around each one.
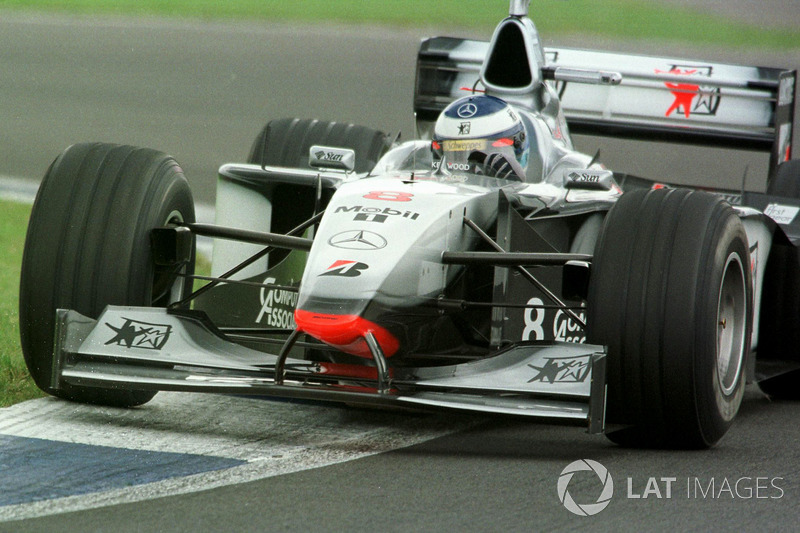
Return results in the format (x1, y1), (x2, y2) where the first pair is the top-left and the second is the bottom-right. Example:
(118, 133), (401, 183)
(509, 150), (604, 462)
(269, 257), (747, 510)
(456, 103), (478, 118)
(328, 230), (387, 250)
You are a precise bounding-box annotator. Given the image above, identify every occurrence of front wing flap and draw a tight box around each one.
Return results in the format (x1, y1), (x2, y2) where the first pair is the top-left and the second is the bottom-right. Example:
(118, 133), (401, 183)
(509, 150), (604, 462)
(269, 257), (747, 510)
(53, 306), (607, 433)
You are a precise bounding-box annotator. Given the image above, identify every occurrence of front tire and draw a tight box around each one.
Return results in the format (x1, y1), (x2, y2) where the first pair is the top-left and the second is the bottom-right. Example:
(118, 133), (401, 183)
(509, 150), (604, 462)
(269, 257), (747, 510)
(19, 143), (195, 407)
(587, 188), (752, 448)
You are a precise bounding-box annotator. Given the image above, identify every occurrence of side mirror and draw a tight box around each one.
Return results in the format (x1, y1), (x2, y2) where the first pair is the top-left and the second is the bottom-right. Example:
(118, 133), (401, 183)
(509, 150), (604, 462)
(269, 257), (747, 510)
(542, 67), (623, 86)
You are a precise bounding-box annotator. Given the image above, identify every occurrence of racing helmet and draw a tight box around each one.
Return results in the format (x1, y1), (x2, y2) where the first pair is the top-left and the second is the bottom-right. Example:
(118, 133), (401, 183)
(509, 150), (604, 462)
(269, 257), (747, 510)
(432, 95), (530, 178)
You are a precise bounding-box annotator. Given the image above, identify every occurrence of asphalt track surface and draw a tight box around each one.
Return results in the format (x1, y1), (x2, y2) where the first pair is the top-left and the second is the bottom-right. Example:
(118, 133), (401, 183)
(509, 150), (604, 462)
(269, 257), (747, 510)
(658, 0), (800, 29)
(2, 10), (800, 533)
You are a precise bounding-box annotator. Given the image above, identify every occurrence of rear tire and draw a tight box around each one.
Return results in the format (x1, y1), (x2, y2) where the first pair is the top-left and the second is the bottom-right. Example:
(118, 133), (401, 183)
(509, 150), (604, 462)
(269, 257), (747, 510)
(247, 118), (391, 173)
(587, 189), (752, 448)
(766, 159), (800, 198)
(19, 143), (195, 407)
(247, 118), (391, 265)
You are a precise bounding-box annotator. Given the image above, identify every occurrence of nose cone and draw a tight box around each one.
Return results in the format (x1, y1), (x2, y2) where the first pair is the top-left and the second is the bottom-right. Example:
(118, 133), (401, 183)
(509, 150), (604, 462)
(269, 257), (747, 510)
(294, 309), (400, 358)
(294, 176), (496, 359)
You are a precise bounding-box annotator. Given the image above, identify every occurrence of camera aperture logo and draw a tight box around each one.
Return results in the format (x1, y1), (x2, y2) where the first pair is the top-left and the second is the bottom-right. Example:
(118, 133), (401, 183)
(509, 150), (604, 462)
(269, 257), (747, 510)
(558, 459), (614, 516)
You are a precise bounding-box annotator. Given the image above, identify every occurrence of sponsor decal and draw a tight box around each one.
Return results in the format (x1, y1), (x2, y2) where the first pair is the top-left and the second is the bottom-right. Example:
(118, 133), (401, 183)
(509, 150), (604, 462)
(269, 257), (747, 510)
(446, 161), (472, 172)
(319, 260), (369, 278)
(527, 354), (592, 383)
(314, 150), (343, 163)
(256, 277), (298, 328)
(565, 170), (615, 191)
(558, 460), (614, 516)
(523, 297), (586, 343)
(656, 66), (720, 118)
(442, 139), (488, 152)
(764, 203), (800, 225)
(105, 318), (172, 350)
(354, 213), (388, 223)
(568, 171), (600, 184)
(432, 161), (470, 178)
(456, 102), (478, 118)
(553, 309), (587, 344)
(457, 122), (471, 135)
(328, 230), (387, 250)
(336, 205), (420, 223)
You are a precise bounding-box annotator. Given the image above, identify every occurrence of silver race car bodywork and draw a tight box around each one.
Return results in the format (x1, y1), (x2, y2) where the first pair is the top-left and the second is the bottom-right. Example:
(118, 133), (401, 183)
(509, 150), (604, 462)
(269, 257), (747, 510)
(24, 1), (800, 448)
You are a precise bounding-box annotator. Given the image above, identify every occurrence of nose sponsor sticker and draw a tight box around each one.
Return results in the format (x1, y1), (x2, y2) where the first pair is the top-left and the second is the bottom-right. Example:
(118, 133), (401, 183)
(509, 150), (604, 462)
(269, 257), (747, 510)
(328, 230), (387, 250)
(319, 260), (369, 277)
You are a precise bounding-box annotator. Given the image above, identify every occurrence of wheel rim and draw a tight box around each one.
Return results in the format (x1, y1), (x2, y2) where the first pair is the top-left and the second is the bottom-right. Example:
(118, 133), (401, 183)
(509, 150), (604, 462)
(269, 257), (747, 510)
(716, 253), (747, 396)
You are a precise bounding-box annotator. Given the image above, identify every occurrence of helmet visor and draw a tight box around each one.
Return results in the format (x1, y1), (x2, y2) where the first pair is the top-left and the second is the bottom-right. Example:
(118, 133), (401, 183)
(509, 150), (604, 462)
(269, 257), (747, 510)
(433, 133), (527, 176)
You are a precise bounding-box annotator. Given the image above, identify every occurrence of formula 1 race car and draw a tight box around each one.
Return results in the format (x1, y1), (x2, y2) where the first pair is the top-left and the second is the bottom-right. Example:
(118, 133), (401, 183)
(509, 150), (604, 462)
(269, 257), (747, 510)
(19, 0), (799, 449)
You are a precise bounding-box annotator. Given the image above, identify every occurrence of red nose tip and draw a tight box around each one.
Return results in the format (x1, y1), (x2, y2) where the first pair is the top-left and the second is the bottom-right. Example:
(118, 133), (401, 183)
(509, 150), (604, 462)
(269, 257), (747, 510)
(294, 310), (400, 358)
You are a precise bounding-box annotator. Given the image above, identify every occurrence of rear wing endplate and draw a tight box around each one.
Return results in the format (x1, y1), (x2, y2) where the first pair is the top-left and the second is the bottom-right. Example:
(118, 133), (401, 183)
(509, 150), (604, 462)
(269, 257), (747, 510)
(415, 37), (796, 178)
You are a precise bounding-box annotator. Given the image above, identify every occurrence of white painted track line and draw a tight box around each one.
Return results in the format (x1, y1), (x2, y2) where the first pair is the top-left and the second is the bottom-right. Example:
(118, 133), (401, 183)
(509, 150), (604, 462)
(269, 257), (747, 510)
(0, 392), (475, 521)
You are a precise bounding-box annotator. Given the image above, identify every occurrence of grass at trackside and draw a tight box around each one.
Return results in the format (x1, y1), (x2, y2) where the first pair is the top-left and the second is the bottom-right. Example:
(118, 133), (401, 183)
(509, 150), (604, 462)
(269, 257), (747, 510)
(0, 0), (798, 50)
(0, 201), (44, 407)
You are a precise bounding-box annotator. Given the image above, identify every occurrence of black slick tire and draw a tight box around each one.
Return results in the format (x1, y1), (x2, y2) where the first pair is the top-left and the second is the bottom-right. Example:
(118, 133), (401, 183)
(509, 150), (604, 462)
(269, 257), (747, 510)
(587, 188), (752, 449)
(247, 118), (390, 173)
(246, 118), (391, 264)
(19, 143), (195, 407)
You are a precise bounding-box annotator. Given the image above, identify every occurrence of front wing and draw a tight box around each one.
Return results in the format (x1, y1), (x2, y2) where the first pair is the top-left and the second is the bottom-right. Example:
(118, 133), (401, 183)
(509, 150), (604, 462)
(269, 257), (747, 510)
(53, 306), (607, 433)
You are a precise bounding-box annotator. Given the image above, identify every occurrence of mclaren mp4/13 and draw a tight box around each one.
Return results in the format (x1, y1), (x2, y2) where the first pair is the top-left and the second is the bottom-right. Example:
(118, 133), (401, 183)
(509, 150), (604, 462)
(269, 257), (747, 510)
(19, 0), (800, 448)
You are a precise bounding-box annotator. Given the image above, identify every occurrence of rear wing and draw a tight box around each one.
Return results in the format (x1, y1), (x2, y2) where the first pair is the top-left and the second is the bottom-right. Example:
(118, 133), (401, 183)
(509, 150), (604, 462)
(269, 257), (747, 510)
(414, 37), (796, 179)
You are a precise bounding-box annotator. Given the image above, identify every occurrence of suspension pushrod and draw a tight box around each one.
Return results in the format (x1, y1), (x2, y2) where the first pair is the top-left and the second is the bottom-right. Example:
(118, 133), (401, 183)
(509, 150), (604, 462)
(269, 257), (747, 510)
(432, 298), (586, 311)
(442, 251), (592, 266)
(183, 223), (313, 250)
(180, 274), (299, 292)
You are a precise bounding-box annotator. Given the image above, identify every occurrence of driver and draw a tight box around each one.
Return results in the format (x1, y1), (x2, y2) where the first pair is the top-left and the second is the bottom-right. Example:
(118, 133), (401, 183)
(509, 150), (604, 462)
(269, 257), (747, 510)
(432, 94), (530, 181)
